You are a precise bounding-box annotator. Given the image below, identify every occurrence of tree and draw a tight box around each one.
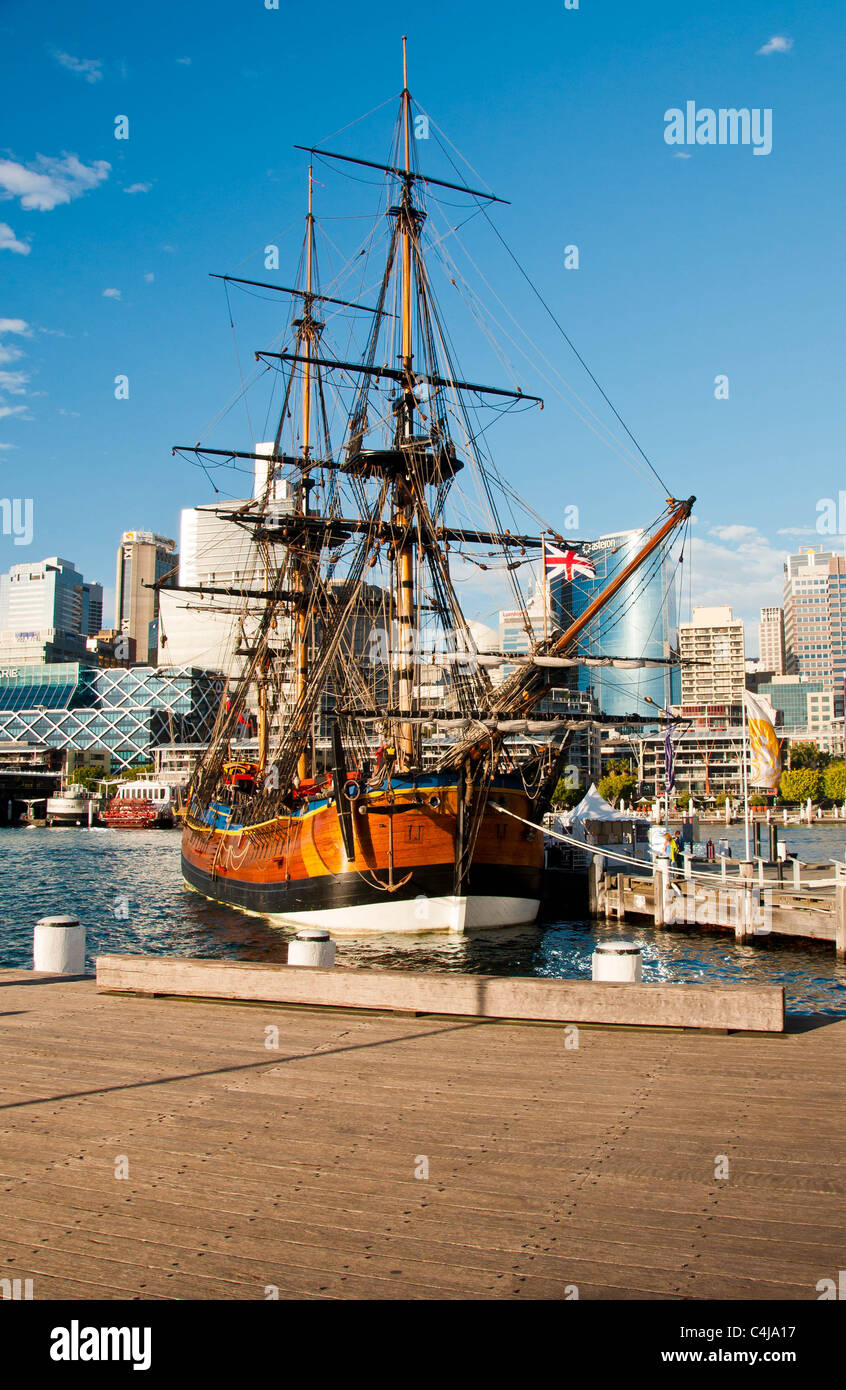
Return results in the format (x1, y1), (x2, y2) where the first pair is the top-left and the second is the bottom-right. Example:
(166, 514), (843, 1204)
(553, 779), (583, 809)
(604, 757), (634, 776)
(675, 789), (692, 808)
(823, 761), (845, 803)
(779, 768), (823, 803)
(598, 772), (637, 806)
(749, 794), (768, 807)
(68, 765), (102, 792)
(788, 741), (830, 770)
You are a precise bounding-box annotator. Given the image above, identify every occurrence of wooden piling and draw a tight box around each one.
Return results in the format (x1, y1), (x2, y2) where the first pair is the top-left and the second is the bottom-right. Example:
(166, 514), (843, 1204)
(735, 885), (754, 945)
(653, 856), (667, 928)
(588, 855), (602, 917)
(836, 884), (846, 960)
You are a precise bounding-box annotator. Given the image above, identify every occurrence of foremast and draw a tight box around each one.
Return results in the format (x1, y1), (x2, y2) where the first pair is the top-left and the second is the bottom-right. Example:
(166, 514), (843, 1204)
(294, 167), (319, 782)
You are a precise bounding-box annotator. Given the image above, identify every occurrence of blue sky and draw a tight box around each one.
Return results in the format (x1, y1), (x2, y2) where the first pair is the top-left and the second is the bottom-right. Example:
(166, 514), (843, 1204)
(1, 0), (844, 649)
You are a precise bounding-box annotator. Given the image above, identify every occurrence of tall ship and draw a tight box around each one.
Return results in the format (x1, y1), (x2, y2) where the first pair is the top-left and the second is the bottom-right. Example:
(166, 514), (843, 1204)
(176, 43), (692, 933)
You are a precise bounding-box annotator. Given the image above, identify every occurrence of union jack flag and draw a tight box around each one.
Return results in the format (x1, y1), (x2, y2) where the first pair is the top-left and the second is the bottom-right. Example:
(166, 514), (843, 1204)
(544, 543), (596, 580)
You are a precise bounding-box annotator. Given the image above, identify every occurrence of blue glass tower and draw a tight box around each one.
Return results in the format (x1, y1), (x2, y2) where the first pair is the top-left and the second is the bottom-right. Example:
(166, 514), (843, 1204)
(550, 529), (680, 718)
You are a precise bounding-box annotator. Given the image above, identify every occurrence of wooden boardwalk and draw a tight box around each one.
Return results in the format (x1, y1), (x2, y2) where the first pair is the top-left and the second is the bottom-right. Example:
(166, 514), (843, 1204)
(1, 969), (844, 1300)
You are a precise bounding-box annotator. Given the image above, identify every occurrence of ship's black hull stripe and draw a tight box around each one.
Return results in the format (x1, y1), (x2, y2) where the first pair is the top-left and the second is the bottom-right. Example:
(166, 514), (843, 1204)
(182, 855), (543, 916)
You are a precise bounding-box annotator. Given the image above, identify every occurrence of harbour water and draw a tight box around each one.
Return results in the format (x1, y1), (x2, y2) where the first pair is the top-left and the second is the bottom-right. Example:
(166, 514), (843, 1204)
(2, 824), (846, 1015)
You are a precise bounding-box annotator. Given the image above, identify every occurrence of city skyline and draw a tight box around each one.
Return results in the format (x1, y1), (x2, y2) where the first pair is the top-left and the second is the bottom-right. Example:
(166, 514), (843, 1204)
(2, 0), (845, 649)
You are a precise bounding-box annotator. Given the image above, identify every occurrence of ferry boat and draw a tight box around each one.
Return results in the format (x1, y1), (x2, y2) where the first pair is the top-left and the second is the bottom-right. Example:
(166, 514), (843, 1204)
(46, 784), (102, 827)
(101, 779), (175, 829)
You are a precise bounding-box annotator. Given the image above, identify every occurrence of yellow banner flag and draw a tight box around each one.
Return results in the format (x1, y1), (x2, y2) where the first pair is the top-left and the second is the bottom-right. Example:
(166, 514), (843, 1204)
(744, 690), (781, 792)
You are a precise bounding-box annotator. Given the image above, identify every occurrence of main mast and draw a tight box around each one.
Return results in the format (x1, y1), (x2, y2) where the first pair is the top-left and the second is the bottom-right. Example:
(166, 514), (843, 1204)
(395, 35), (416, 769)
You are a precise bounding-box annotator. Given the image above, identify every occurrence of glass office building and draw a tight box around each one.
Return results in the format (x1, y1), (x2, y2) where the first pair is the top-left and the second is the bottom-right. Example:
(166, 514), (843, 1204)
(551, 528), (680, 718)
(0, 664), (223, 771)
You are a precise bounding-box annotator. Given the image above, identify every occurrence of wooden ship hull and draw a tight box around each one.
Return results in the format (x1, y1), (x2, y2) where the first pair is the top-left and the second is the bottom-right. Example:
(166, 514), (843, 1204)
(182, 775), (544, 934)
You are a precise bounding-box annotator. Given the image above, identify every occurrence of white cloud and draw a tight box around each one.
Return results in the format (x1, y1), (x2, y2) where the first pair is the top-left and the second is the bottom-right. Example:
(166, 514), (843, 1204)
(0, 319), (29, 335)
(673, 152), (691, 160)
(124, 182), (152, 194)
(0, 153), (110, 211)
(0, 370), (29, 395)
(777, 525), (816, 537)
(687, 527), (786, 635)
(708, 523), (758, 542)
(52, 50), (103, 83)
(144, 272), (155, 283)
(102, 287), (121, 299)
(0, 222), (30, 255)
(0, 344), (23, 365)
(757, 35), (793, 55)
(176, 57), (192, 66)
(0, 442), (18, 449)
(0, 405), (28, 419)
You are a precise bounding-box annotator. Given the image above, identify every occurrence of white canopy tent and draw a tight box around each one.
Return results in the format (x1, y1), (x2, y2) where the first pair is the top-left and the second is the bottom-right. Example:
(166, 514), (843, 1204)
(553, 784), (652, 868)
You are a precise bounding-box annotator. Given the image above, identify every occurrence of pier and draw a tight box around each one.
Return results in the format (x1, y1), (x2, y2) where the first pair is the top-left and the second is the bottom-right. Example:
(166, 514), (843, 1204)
(588, 857), (846, 955)
(1, 967), (844, 1300)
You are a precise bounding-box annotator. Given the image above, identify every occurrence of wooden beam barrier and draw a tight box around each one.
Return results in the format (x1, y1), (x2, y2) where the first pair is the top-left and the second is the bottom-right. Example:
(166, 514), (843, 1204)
(95, 954), (785, 1033)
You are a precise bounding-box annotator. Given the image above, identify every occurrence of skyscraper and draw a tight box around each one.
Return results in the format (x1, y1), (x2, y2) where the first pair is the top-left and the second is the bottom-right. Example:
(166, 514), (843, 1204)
(0, 557), (103, 665)
(552, 528), (680, 717)
(679, 606), (746, 706)
(157, 461), (291, 674)
(783, 545), (846, 689)
(115, 531), (178, 664)
(759, 606), (785, 674)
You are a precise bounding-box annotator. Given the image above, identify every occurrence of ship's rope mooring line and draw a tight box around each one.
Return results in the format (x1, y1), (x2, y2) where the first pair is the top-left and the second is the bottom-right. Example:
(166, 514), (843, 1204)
(490, 803), (841, 897)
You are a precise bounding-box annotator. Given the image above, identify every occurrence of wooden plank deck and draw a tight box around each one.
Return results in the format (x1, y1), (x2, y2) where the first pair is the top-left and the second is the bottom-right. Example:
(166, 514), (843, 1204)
(1, 968), (844, 1300)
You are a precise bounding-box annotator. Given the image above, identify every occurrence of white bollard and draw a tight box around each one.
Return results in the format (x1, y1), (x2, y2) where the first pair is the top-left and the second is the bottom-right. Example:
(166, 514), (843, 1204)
(33, 915), (86, 974)
(287, 928), (336, 968)
(591, 938), (643, 983)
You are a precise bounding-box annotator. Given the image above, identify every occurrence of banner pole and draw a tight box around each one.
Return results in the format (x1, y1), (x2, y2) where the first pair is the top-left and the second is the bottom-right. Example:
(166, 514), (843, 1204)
(741, 694), (751, 860)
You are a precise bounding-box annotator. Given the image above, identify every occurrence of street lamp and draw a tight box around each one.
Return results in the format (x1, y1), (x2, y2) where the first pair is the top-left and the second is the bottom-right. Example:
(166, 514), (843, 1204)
(644, 694), (673, 832)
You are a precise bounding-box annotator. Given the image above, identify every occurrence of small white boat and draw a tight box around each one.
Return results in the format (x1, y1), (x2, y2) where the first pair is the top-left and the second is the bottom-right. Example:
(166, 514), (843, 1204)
(46, 785), (102, 827)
